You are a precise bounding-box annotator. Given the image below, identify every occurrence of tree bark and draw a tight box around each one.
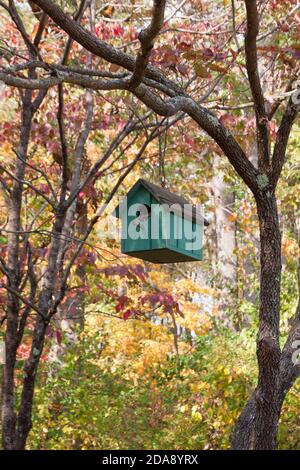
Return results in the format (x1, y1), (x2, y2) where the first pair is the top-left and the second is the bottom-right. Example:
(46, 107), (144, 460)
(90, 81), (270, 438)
(254, 192), (282, 449)
(1, 92), (33, 450)
(232, 191), (282, 449)
(15, 315), (48, 449)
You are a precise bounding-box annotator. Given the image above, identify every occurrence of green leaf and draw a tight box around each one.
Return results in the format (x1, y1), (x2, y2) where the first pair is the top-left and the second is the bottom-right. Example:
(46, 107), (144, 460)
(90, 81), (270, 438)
(0, 235), (8, 244)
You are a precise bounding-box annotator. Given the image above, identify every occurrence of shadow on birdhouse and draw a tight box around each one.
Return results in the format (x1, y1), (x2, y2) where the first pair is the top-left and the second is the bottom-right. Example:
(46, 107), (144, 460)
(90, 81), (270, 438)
(114, 179), (209, 264)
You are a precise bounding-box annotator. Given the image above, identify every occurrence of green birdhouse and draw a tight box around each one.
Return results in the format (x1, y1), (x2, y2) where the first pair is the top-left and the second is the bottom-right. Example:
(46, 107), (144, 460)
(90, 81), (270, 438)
(114, 179), (208, 264)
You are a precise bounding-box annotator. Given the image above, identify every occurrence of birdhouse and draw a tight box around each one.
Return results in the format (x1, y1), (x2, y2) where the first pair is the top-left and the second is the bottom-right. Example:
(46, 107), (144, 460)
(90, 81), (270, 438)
(114, 179), (208, 264)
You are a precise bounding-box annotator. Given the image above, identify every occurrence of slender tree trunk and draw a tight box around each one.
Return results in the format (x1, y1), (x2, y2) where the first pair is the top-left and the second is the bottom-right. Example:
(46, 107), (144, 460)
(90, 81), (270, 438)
(1, 317), (18, 449)
(13, 211), (66, 449)
(15, 315), (48, 449)
(1, 94), (33, 450)
(232, 191), (282, 449)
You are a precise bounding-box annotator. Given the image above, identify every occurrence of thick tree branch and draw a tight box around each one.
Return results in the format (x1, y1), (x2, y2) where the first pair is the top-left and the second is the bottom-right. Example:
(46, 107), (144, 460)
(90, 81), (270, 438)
(0, 67), (260, 193)
(129, 0), (166, 89)
(244, 0), (269, 171)
(271, 96), (299, 186)
(32, 0), (184, 97)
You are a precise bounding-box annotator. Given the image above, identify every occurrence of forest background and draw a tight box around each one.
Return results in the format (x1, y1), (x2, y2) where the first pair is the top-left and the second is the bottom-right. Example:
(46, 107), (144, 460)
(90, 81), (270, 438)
(0, 0), (299, 450)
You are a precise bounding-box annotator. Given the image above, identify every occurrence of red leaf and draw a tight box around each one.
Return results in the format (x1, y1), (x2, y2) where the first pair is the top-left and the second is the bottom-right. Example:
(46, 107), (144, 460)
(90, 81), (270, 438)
(115, 295), (129, 312)
(123, 309), (132, 320)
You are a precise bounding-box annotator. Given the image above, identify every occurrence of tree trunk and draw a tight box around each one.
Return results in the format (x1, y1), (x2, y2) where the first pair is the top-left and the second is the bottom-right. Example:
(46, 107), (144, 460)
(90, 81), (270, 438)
(1, 94), (33, 450)
(15, 315), (48, 449)
(232, 191), (282, 449)
(1, 315), (18, 449)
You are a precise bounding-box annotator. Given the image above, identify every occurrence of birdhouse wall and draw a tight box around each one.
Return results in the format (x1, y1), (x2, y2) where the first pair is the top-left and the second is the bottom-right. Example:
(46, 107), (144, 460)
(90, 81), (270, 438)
(117, 181), (204, 263)
(121, 186), (152, 254)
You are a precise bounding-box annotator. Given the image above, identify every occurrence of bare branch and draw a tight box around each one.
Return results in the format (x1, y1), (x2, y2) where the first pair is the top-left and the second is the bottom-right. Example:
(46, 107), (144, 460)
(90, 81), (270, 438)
(8, 0), (40, 59)
(33, 12), (48, 47)
(32, 0), (184, 96)
(57, 84), (69, 200)
(61, 0), (89, 65)
(0, 67), (260, 193)
(129, 0), (166, 89)
(244, 0), (269, 171)
(271, 96), (300, 186)
(14, 150), (58, 203)
(56, 89), (94, 276)
(50, 128), (161, 318)
(0, 159), (57, 211)
(17, 242), (38, 346)
(268, 71), (299, 121)
(0, 283), (46, 320)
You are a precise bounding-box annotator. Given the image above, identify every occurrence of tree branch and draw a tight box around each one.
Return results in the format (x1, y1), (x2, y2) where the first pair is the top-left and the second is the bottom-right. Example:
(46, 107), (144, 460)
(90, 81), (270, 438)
(129, 0), (166, 89)
(0, 67), (260, 193)
(244, 0), (269, 171)
(32, 0), (184, 97)
(0, 283), (46, 320)
(57, 84), (69, 199)
(8, 0), (40, 59)
(0, 159), (57, 211)
(271, 96), (300, 186)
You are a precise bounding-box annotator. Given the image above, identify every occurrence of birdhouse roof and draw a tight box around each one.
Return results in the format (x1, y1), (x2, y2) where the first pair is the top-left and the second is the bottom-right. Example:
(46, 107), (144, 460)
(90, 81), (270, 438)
(115, 179), (209, 226)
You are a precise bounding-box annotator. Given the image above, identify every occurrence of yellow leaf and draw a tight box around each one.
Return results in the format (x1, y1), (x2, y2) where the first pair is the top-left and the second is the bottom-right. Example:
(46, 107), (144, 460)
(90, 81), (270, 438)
(193, 62), (211, 78)
(228, 213), (237, 222)
(192, 411), (203, 422)
(209, 63), (227, 74)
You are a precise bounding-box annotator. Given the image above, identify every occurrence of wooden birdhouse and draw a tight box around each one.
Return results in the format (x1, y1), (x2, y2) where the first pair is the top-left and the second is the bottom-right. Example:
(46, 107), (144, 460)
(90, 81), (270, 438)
(114, 179), (208, 264)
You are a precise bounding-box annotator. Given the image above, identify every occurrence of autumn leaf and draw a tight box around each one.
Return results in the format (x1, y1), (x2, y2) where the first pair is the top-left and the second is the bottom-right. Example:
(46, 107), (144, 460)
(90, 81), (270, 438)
(193, 62), (211, 78)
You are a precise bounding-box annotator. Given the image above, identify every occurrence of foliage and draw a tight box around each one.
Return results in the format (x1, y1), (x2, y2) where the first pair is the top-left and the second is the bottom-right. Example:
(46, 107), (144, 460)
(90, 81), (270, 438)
(0, 0), (299, 451)
(26, 322), (300, 450)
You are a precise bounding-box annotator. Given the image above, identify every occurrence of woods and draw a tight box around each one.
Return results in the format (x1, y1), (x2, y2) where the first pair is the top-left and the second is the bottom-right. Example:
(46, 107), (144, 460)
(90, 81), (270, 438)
(0, 0), (299, 452)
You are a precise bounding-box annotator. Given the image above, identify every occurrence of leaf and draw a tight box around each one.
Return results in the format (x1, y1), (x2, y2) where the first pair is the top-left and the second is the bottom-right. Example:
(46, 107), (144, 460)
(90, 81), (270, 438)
(209, 63), (227, 74)
(0, 235), (8, 244)
(123, 309), (132, 321)
(100, 5), (115, 18)
(182, 50), (203, 61)
(193, 62), (211, 78)
(115, 295), (129, 312)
